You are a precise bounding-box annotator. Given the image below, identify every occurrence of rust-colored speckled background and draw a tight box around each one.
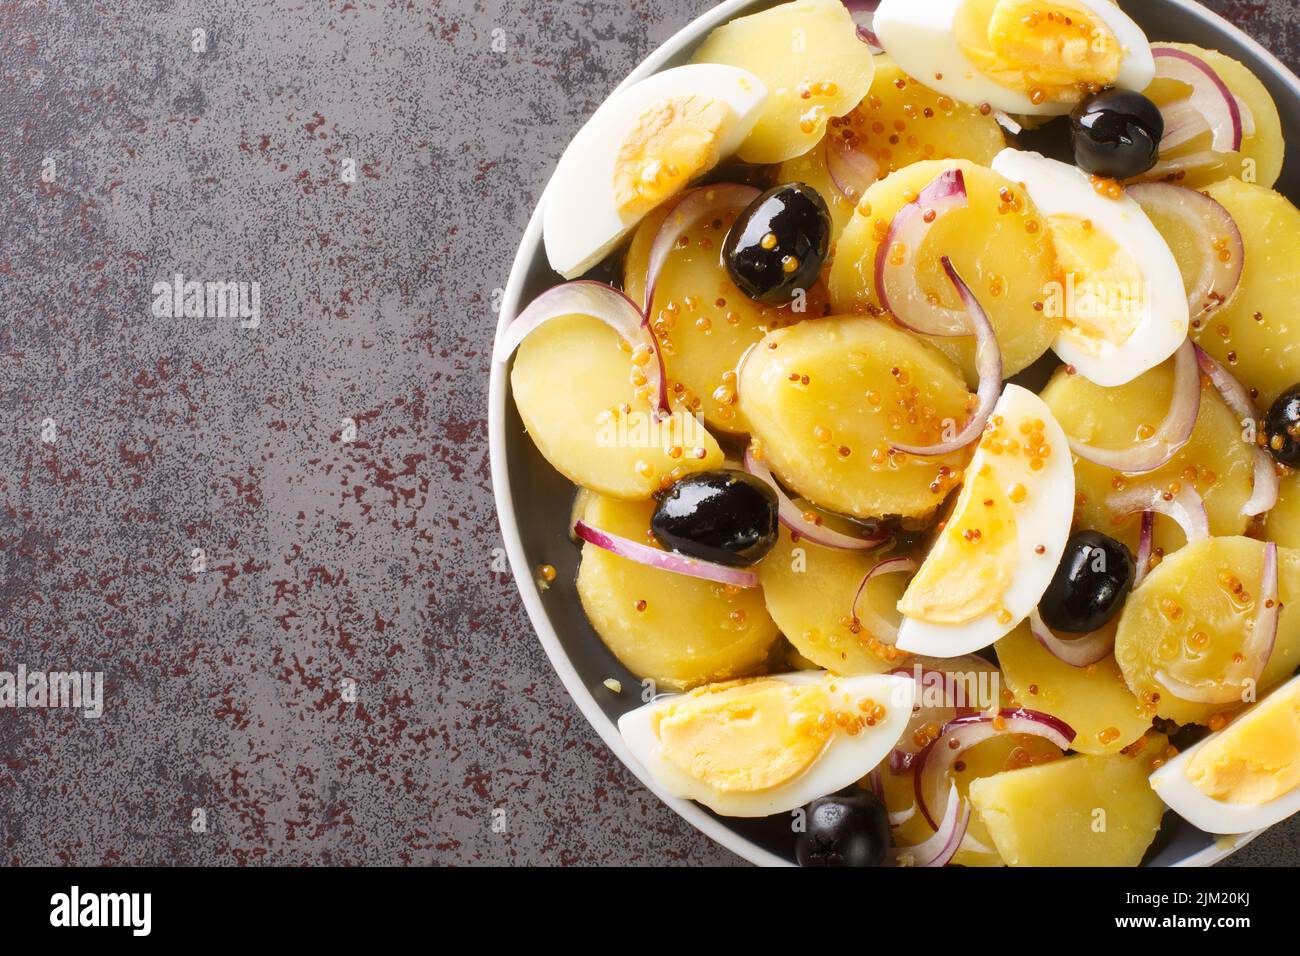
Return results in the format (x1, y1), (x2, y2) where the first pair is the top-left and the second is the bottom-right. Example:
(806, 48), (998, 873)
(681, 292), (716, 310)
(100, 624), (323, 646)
(1, 0), (1298, 866)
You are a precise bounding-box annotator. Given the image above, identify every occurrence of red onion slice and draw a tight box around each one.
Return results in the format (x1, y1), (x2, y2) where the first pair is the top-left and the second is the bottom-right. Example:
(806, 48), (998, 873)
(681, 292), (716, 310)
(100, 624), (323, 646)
(841, 0), (883, 51)
(875, 168), (971, 337)
(1145, 148), (1222, 181)
(1159, 97), (1212, 153)
(914, 709), (1075, 833)
(851, 557), (917, 646)
(1155, 542), (1279, 704)
(643, 184), (760, 317)
(825, 137), (880, 204)
(891, 783), (968, 868)
(1193, 346), (1279, 518)
(992, 110), (1022, 135)
(742, 448), (891, 551)
(886, 658), (988, 773)
(1152, 47), (1243, 154)
(1028, 608), (1115, 667)
(867, 766), (917, 825)
(890, 257), (1002, 457)
(1135, 510), (1155, 587)
(1067, 338), (1199, 473)
(1107, 481), (1210, 544)
(494, 280), (669, 416)
(1127, 183), (1243, 320)
(573, 520), (759, 589)
(1237, 95), (1257, 138)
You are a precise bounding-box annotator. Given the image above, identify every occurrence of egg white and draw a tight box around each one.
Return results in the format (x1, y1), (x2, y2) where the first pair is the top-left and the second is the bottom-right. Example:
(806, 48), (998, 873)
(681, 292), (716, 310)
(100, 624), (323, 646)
(992, 148), (1189, 387)
(874, 0), (1155, 116)
(542, 64), (767, 279)
(1150, 674), (1300, 834)
(897, 385), (1076, 657)
(618, 671), (916, 818)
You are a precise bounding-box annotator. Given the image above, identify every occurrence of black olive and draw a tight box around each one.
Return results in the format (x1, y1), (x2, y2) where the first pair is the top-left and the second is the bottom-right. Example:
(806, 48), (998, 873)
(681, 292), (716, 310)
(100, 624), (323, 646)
(723, 183), (830, 306)
(1069, 89), (1164, 180)
(1038, 530), (1136, 633)
(1264, 384), (1300, 466)
(795, 792), (889, 867)
(650, 470), (778, 567)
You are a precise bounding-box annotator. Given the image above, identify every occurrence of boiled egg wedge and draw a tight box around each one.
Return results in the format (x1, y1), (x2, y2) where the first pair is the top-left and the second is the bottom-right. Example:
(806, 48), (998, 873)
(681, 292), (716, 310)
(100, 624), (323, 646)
(1151, 674), (1300, 834)
(992, 148), (1189, 387)
(896, 385), (1075, 657)
(874, 0), (1155, 116)
(543, 64), (767, 279)
(618, 672), (915, 817)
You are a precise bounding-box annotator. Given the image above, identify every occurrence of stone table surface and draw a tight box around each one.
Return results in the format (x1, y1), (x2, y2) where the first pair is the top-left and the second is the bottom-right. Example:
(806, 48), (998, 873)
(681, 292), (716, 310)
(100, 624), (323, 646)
(1, 0), (1298, 867)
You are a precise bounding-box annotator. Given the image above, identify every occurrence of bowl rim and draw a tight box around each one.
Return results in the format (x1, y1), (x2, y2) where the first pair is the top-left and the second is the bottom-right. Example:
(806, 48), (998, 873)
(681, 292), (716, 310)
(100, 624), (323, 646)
(489, 0), (1300, 868)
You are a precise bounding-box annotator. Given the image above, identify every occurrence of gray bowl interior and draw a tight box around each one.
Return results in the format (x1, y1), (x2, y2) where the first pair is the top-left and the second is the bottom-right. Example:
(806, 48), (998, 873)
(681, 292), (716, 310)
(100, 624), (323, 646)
(498, 0), (1300, 865)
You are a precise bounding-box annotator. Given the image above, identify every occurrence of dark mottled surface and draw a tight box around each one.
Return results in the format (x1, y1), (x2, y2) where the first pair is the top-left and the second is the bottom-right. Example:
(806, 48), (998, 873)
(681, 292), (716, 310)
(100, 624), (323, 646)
(0, 0), (1297, 867)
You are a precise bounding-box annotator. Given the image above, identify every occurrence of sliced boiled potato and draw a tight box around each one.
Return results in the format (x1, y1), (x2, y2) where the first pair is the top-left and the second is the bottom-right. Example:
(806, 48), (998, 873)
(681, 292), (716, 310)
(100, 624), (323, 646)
(511, 314), (724, 498)
(1041, 359), (1256, 558)
(576, 495), (779, 689)
(623, 203), (824, 433)
(1189, 177), (1300, 408)
(1114, 536), (1300, 726)
(758, 524), (907, 675)
(888, 732), (1063, 868)
(1264, 472), (1300, 550)
(1140, 42), (1284, 190)
(777, 56), (1006, 246)
(968, 735), (1168, 867)
(828, 159), (1061, 382)
(738, 315), (973, 520)
(690, 0), (875, 165)
(995, 622), (1151, 756)
(1133, 186), (1241, 316)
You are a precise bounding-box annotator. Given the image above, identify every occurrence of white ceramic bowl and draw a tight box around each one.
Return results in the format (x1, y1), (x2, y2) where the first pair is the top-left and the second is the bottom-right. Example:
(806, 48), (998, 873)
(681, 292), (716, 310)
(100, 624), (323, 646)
(490, 0), (1300, 866)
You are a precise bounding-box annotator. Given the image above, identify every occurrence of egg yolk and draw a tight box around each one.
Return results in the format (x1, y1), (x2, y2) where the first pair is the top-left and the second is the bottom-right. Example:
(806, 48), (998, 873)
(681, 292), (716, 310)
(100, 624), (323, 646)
(897, 460), (1018, 625)
(957, 0), (1121, 104)
(654, 679), (833, 792)
(1186, 682), (1300, 805)
(1044, 214), (1146, 355)
(614, 95), (730, 220)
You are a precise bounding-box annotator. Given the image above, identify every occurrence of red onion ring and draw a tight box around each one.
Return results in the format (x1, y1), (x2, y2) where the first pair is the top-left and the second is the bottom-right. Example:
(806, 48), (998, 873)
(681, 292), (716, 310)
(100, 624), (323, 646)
(573, 520), (759, 589)
(1158, 97), (1212, 153)
(1145, 148), (1222, 181)
(867, 765), (917, 826)
(742, 447), (891, 551)
(825, 137), (880, 204)
(841, 0), (883, 51)
(886, 659), (987, 773)
(1155, 542), (1279, 705)
(1193, 345), (1279, 518)
(1067, 338), (1200, 473)
(850, 557), (917, 646)
(914, 709), (1075, 831)
(1152, 47), (1243, 154)
(495, 280), (669, 416)
(643, 184), (760, 317)
(1127, 183), (1243, 320)
(1028, 608), (1115, 667)
(891, 783), (968, 867)
(992, 111), (1022, 135)
(875, 167), (971, 337)
(1135, 510), (1155, 587)
(1107, 481), (1210, 544)
(891, 257), (1002, 457)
